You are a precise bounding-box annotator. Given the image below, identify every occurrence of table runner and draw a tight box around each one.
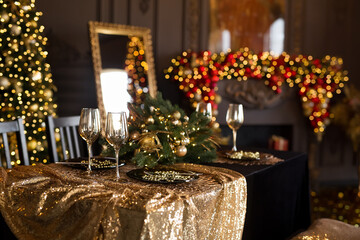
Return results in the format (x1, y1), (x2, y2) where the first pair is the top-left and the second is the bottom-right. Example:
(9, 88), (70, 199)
(0, 163), (246, 240)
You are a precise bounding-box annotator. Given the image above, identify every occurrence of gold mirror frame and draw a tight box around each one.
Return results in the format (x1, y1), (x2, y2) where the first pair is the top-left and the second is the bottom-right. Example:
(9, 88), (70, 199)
(89, 21), (157, 129)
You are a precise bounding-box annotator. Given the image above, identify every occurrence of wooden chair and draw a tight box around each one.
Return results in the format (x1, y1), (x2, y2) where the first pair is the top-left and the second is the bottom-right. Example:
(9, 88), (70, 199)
(0, 118), (29, 168)
(46, 115), (85, 163)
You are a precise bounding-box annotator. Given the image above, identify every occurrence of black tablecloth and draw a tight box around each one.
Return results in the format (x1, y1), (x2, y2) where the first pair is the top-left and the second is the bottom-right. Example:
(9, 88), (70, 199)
(1, 149), (310, 240)
(206, 149), (311, 240)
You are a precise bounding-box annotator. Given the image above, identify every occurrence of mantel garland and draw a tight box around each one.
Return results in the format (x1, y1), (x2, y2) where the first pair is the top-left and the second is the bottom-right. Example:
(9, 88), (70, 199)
(165, 48), (349, 137)
(110, 93), (217, 168)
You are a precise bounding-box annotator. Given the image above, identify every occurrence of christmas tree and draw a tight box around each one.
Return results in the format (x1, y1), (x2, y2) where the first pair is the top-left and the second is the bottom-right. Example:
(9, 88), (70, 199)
(0, 0), (57, 165)
(125, 36), (148, 105)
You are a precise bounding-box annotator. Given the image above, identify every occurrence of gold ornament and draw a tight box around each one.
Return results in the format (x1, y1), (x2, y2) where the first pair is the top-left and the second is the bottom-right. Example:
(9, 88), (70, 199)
(130, 131), (140, 140)
(0, 77), (10, 89)
(27, 139), (37, 150)
(173, 111), (181, 120)
(43, 89), (53, 99)
(146, 116), (155, 124)
(175, 145), (187, 157)
(194, 93), (202, 101)
(183, 116), (189, 122)
(11, 25), (21, 36)
(30, 104), (39, 111)
(211, 122), (220, 129)
(32, 71), (42, 81)
(139, 136), (156, 148)
(171, 119), (181, 126)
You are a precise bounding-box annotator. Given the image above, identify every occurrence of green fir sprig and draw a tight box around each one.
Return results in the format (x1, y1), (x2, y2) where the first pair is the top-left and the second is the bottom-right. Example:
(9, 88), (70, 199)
(104, 93), (217, 168)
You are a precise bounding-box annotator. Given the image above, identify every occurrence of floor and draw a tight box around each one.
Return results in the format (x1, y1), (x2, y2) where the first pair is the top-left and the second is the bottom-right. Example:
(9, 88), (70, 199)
(311, 186), (360, 226)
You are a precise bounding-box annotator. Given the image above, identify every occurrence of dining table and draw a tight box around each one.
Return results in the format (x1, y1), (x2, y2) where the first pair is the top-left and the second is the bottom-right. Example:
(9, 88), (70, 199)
(0, 148), (310, 240)
(207, 148), (311, 240)
(0, 161), (247, 240)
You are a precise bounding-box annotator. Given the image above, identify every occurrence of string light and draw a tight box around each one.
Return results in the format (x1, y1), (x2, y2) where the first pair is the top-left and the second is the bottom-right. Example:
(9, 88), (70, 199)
(165, 49), (348, 136)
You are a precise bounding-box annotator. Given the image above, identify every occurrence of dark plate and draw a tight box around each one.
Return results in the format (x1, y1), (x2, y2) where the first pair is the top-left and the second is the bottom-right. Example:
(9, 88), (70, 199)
(127, 168), (200, 184)
(56, 157), (125, 170)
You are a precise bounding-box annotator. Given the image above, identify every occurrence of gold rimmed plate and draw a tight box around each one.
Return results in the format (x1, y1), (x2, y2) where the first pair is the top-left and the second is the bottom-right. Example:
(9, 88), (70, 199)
(55, 157), (125, 170)
(127, 168), (200, 184)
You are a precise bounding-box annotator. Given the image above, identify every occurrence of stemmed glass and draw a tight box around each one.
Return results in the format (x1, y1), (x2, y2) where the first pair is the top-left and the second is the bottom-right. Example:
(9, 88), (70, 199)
(78, 108), (101, 172)
(226, 104), (244, 152)
(105, 112), (129, 179)
(196, 101), (212, 120)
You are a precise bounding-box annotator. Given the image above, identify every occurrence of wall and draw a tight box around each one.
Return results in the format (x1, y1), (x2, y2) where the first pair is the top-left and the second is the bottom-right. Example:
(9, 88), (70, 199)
(36, 0), (360, 183)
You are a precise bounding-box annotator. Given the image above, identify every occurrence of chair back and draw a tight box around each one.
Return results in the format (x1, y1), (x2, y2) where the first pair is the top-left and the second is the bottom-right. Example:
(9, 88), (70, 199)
(0, 118), (29, 168)
(46, 115), (84, 163)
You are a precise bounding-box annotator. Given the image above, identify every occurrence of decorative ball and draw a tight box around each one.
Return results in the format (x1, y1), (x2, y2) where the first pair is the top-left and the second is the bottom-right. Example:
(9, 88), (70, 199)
(172, 111), (181, 120)
(175, 145), (187, 157)
(27, 139), (37, 150)
(30, 20), (37, 28)
(130, 131), (140, 140)
(11, 42), (19, 51)
(30, 104), (39, 111)
(194, 93), (202, 101)
(0, 77), (11, 89)
(171, 119), (181, 126)
(1, 12), (9, 22)
(211, 122), (220, 129)
(32, 71), (42, 81)
(215, 95), (222, 104)
(139, 136), (156, 148)
(43, 89), (53, 99)
(11, 25), (21, 36)
(183, 116), (189, 122)
(146, 116), (155, 125)
(5, 56), (13, 65)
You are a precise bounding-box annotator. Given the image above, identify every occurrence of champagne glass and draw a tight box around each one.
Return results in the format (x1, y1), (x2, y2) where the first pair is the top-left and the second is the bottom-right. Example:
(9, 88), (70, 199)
(78, 108), (101, 172)
(105, 112), (129, 179)
(196, 101), (212, 120)
(226, 104), (244, 152)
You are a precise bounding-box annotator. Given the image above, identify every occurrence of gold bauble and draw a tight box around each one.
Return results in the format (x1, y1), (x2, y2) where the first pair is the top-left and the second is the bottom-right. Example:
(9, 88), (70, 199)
(130, 131), (140, 140)
(30, 103), (39, 111)
(0, 77), (10, 89)
(139, 136), (156, 148)
(172, 111), (181, 120)
(183, 116), (189, 122)
(211, 122), (220, 129)
(27, 139), (37, 150)
(44, 89), (53, 99)
(175, 145), (187, 157)
(171, 119), (181, 126)
(146, 116), (155, 124)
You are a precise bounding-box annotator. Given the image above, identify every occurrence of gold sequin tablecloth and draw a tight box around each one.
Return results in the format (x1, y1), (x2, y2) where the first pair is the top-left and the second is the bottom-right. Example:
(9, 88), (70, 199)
(0, 163), (247, 240)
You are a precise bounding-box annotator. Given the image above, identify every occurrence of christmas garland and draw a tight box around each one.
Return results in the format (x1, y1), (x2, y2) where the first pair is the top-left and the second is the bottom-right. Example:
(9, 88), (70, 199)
(106, 93), (217, 168)
(165, 48), (348, 137)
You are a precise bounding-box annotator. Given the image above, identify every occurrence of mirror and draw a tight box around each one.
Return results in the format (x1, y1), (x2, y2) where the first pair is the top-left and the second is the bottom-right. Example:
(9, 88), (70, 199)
(89, 21), (157, 127)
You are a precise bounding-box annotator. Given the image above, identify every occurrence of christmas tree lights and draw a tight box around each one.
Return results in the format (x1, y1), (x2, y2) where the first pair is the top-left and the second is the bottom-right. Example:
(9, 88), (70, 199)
(0, 0), (57, 165)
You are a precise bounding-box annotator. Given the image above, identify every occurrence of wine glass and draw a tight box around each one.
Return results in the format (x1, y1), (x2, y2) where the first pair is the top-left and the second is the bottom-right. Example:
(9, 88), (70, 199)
(105, 112), (129, 179)
(196, 101), (212, 120)
(226, 104), (244, 152)
(78, 108), (101, 172)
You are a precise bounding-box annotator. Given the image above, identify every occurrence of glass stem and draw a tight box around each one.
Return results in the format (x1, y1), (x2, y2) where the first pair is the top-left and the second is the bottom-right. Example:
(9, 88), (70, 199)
(115, 148), (120, 179)
(232, 129), (237, 152)
(87, 143), (92, 172)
